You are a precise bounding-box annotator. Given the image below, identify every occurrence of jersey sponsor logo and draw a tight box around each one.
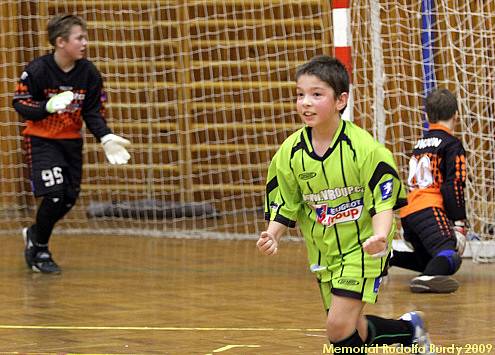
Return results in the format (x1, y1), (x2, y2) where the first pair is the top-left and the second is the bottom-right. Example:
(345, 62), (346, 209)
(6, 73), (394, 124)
(379, 179), (393, 200)
(298, 172), (317, 180)
(304, 186), (363, 203)
(414, 137), (442, 149)
(373, 276), (382, 293)
(314, 198), (363, 226)
(337, 278), (360, 286)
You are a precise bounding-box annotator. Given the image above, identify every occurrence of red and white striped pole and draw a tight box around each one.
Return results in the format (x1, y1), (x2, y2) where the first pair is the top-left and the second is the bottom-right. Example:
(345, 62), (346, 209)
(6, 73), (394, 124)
(331, 0), (353, 121)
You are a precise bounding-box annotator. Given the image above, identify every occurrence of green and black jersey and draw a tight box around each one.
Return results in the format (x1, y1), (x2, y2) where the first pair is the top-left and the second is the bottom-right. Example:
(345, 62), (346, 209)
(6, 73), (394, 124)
(265, 120), (407, 280)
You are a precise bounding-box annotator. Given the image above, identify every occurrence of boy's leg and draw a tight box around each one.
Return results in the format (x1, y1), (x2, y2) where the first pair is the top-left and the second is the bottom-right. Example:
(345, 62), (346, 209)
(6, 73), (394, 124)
(23, 137), (82, 273)
(32, 188), (77, 240)
(364, 312), (435, 354)
(326, 294), (367, 354)
(327, 293), (366, 341)
(320, 275), (435, 354)
(389, 250), (427, 272)
(321, 272), (387, 354)
(319, 280), (367, 353)
(390, 218), (430, 272)
(403, 208), (462, 293)
(365, 314), (415, 345)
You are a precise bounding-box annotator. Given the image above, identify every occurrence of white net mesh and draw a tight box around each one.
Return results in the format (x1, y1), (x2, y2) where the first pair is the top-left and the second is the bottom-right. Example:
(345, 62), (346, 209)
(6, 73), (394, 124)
(353, 1), (495, 259)
(0, 1), (493, 247)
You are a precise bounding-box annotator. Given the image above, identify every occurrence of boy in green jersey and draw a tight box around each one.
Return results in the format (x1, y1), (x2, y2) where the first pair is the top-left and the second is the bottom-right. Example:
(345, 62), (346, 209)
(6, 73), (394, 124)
(257, 55), (435, 354)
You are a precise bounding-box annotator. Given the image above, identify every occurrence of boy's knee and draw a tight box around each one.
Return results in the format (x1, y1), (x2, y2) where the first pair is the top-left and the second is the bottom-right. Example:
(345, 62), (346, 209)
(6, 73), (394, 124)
(327, 315), (355, 341)
(40, 189), (77, 219)
(436, 249), (462, 274)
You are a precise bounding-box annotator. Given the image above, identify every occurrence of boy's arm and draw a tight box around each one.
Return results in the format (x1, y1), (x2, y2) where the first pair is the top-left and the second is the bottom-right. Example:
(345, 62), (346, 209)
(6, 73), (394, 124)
(362, 146), (407, 216)
(372, 209), (393, 237)
(81, 67), (112, 139)
(363, 209), (393, 256)
(361, 145), (405, 257)
(258, 143), (301, 255)
(257, 220), (288, 256)
(12, 70), (51, 121)
(440, 141), (467, 221)
(83, 64), (131, 165)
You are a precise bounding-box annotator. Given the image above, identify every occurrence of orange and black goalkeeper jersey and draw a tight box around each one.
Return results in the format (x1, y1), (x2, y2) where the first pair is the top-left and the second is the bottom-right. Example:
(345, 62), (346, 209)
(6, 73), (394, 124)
(400, 124), (466, 221)
(12, 54), (111, 140)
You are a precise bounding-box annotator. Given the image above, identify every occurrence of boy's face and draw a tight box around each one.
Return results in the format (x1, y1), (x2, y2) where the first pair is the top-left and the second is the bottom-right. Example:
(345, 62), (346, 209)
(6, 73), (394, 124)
(57, 25), (88, 61)
(296, 74), (347, 129)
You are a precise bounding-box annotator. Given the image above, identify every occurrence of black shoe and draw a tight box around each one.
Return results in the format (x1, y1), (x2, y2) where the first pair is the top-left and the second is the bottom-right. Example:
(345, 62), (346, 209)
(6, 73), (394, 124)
(410, 275), (459, 293)
(31, 250), (61, 274)
(22, 227), (61, 274)
(22, 227), (36, 269)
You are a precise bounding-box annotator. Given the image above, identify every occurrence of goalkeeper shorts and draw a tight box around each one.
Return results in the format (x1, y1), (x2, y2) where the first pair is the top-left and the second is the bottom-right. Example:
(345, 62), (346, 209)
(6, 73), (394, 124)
(25, 135), (83, 198)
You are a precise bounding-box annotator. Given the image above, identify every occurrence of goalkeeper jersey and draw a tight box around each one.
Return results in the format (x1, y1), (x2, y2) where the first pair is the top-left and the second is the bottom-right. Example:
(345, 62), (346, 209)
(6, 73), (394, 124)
(13, 54), (111, 140)
(265, 120), (406, 278)
(399, 124), (466, 221)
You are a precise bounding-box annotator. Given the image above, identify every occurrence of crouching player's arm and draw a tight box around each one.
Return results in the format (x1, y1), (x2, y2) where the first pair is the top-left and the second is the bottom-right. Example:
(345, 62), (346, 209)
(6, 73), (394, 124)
(362, 209), (393, 258)
(257, 221), (288, 256)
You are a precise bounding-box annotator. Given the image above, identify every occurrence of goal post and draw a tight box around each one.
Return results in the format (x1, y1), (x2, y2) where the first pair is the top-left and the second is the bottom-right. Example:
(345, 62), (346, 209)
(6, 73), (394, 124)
(359, 0), (495, 260)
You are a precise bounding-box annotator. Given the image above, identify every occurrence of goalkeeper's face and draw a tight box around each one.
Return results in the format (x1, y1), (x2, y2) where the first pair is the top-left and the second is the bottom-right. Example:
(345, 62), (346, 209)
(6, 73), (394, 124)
(58, 25), (88, 61)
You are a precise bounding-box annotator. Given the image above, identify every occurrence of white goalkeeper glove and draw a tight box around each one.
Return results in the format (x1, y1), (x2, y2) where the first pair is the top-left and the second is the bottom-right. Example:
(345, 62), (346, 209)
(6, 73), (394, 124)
(453, 220), (467, 255)
(46, 91), (74, 113)
(101, 134), (131, 165)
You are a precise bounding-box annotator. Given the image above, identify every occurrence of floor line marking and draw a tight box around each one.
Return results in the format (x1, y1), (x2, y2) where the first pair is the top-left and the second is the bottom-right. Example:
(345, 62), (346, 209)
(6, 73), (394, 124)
(0, 324), (325, 332)
(205, 344), (260, 354)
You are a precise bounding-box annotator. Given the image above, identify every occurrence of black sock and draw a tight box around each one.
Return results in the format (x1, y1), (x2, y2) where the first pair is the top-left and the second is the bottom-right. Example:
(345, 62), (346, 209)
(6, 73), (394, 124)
(29, 224), (48, 251)
(331, 329), (366, 354)
(366, 315), (414, 345)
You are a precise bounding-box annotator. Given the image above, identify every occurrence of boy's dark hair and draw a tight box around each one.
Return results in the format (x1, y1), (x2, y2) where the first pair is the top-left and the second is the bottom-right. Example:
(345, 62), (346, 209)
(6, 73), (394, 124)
(425, 88), (458, 123)
(295, 55), (349, 114)
(47, 14), (87, 46)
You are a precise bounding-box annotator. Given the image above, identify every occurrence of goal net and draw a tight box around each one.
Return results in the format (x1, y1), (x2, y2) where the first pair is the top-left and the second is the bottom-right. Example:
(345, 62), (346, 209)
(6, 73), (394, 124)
(0, 1), (493, 252)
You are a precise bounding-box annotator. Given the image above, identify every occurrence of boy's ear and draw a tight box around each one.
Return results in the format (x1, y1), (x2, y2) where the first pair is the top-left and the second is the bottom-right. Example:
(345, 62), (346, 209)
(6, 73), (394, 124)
(336, 92), (349, 111)
(55, 36), (65, 49)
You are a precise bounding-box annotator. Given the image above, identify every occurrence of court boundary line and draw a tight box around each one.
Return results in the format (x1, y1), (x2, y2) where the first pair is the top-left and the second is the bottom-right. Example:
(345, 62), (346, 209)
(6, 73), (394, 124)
(0, 324), (325, 332)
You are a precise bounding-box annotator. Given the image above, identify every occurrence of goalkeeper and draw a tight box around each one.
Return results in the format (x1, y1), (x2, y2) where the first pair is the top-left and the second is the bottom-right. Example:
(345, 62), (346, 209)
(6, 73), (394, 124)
(390, 88), (467, 293)
(12, 14), (131, 274)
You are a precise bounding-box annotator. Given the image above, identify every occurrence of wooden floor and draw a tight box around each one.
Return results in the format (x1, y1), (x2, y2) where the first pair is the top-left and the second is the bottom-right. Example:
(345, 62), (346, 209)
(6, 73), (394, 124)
(0, 234), (493, 354)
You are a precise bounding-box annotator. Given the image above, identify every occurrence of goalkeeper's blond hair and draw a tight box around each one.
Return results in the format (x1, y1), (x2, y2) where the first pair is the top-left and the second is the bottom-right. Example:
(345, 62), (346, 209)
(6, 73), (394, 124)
(47, 14), (87, 47)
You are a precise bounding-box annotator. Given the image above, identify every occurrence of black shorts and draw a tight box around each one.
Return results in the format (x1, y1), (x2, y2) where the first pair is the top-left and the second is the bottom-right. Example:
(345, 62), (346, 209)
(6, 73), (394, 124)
(25, 135), (83, 198)
(401, 207), (457, 257)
